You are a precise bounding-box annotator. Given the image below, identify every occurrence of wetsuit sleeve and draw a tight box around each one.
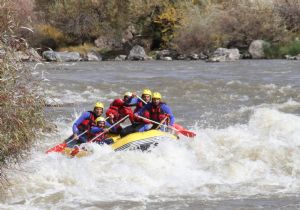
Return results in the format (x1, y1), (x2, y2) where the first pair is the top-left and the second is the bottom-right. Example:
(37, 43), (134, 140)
(161, 104), (175, 126)
(137, 103), (150, 116)
(128, 97), (138, 106)
(72, 111), (90, 134)
(90, 126), (104, 134)
(124, 97), (138, 106)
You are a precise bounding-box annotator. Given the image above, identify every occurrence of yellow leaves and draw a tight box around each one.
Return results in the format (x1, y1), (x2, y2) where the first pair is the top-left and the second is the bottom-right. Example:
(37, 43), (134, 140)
(36, 24), (64, 42)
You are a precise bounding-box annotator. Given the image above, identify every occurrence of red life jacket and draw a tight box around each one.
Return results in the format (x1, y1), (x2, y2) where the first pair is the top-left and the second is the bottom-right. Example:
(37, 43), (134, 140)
(92, 131), (107, 142)
(77, 111), (98, 138)
(149, 103), (169, 123)
(77, 111), (97, 131)
(134, 100), (144, 113)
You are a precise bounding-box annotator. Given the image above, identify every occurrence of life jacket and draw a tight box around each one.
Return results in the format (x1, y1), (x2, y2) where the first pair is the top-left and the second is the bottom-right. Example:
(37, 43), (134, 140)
(134, 100), (144, 113)
(77, 111), (97, 131)
(149, 103), (169, 123)
(106, 106), (120, 119)
(92, 130), (107, 143)
(119, 106), (134, 123)
(77, 111), (98, 138)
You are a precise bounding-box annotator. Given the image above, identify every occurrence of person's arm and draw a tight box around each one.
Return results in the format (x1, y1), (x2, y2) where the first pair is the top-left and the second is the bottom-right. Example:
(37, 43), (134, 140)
(124, 97), (138, 106)
(72, 112), (90, 134)
(90, 126), (104, 134)
(161, 105), (175, 126)
(137, 103), (150, 116)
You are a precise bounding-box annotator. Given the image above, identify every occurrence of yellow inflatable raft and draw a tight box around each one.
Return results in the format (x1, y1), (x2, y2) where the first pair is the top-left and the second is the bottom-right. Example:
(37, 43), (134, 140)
(62, 130), (177, 157)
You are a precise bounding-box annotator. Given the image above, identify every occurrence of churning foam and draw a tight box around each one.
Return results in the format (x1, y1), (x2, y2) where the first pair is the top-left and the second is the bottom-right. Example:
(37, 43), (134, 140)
(1, 107), (300, 209)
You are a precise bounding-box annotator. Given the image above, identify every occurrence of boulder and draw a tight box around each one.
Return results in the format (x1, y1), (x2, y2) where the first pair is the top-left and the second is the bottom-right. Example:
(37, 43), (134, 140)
(86, 52), (101, 61)
(249, 40), (270, 59)
(156, 49), (178, 60)
(189, 53), (199, 60)
(127, 45), (148, 61)
(115, 55), (127, 61)
(208, 48), (240, 62)
(285, 54), (300, 60)
(42, 51), (82, 62)
(160, 56), (172, 61)
(177, 54), (187, 60)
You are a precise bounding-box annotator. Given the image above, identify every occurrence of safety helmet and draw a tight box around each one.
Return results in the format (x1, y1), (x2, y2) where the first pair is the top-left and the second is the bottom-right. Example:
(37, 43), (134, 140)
(95, 116), (106, 124)
(94, 102), (104, 109)
(152, 92), (162, 99)
(124, 92), (132, 97)
(142, 89), (152, 96)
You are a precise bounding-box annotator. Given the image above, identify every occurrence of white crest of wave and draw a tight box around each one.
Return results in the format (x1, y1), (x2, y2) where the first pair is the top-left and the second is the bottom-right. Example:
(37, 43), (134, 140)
(3, 108), (300, 208)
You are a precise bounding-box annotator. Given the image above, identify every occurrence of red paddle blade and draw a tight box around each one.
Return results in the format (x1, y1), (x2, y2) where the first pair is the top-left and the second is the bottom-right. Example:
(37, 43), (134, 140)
(46, 143), (67, 154)
(173, 123), (196, 138)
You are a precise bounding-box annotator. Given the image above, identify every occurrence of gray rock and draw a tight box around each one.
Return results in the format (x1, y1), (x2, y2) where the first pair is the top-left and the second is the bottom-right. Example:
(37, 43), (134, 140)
(127, 45), (148, 61)
(285, 54), (300, 60)
(87, 52), (101, 61)
(160, 56), (172, 61)
(177, 54), (187, 60)
(42, 51), (82, 62)
(208, 48), (240, 62)
(115, 55), (127, 61)
(189, 53), (199, 60)
(249, 40), (270, 59)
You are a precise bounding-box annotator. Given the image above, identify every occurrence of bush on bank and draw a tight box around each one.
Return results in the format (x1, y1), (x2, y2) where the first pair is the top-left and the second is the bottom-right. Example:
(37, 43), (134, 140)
(13, 0), (300, 58)
(0, 0), (45, 182)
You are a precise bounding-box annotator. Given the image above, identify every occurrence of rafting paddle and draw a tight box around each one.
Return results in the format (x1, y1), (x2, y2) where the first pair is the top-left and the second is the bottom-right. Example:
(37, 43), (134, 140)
(45, 130), (88, 154)
(135, 115), (196, 138)
(89, 115), (129, 143)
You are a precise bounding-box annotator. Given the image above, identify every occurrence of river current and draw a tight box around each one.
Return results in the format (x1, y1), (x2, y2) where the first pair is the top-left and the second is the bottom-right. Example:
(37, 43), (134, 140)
(1, 60), (300, 209)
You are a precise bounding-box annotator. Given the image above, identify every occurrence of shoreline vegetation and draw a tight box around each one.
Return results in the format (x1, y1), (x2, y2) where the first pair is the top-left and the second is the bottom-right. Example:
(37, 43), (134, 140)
(14, 0), (300, 62)
(0, 0), (46, 186)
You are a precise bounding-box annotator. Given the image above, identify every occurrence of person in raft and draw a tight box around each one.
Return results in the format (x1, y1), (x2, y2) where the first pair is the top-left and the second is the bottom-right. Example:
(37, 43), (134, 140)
(133, 89), (152, 113)
(90, 116), (114, 145)
(105, 93), (135, 134)
(137, 92), (175, 131)
(67, 102), (104, 147)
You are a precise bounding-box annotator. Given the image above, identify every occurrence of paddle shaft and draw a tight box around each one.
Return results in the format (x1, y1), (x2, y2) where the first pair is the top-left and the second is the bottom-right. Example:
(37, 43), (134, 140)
(66, 130), (88, 145)
(135, 115), (179, 132)
(89, 115), (129, 142)
(136, 95), (147, 105)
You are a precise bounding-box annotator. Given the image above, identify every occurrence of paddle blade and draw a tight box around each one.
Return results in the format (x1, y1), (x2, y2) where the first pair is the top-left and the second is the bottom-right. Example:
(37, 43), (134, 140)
(173, 123), (196, 138)
(46, 143), (67, 154)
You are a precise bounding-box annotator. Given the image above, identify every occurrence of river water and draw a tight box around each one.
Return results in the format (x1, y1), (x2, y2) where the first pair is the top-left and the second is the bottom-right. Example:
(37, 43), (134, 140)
(1, 60), (300, 209)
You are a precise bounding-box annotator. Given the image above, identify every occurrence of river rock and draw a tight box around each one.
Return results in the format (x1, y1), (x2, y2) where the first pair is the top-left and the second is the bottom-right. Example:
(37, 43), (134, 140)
(86, 52), (101, 61)
(189, 53), (199, 60)
(115, 55), (127, 61)
(42, 51), (82, 62)
(249, 40), (270, 59)
(156, 49), (178, 60)
(208, 48), (240, 62)
(127, 45), (149, 61)
(285, 54), (300, 60)
(160, 56), (172, 61)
